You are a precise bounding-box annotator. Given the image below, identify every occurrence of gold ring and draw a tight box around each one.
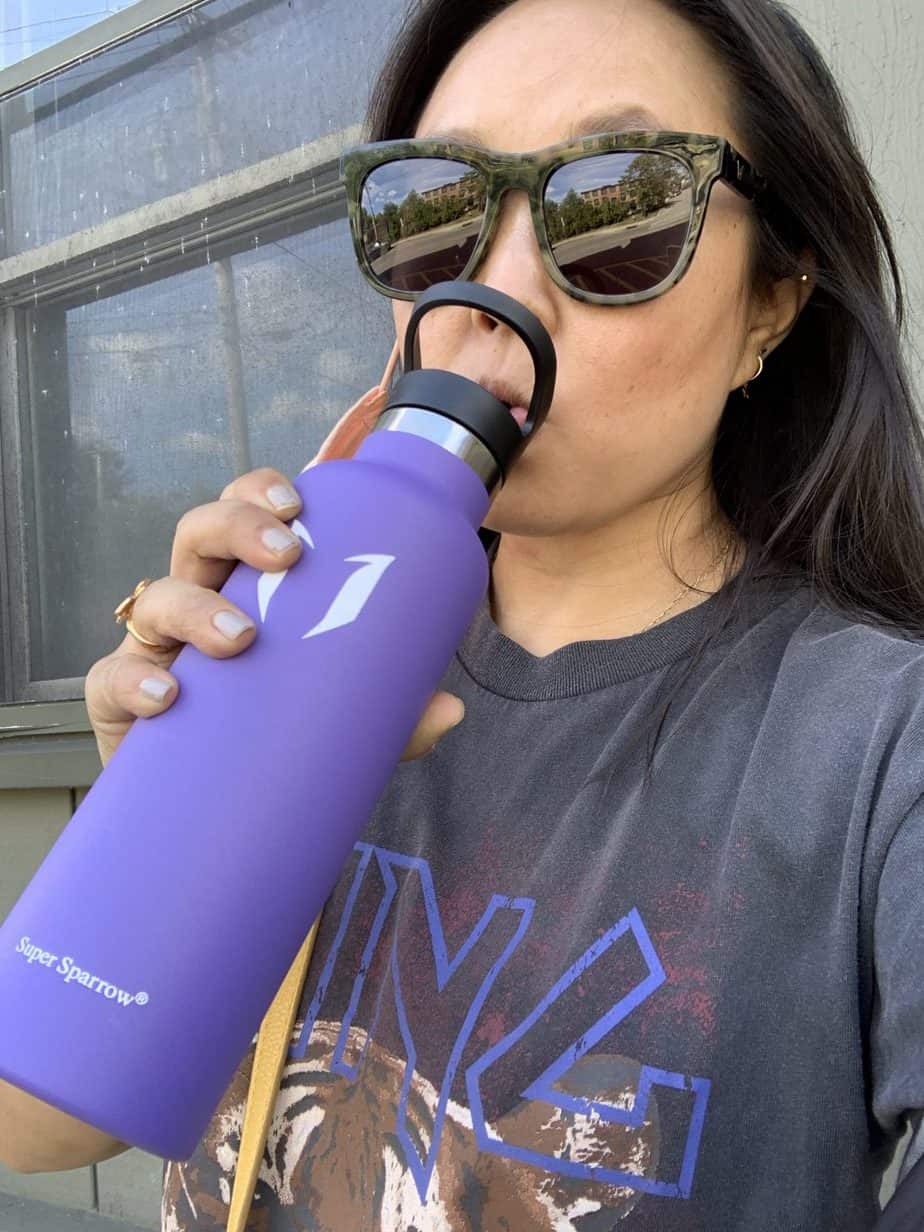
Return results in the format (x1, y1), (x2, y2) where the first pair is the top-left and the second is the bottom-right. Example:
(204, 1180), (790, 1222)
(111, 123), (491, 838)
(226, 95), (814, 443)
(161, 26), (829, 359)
(114, 579), (167, 650)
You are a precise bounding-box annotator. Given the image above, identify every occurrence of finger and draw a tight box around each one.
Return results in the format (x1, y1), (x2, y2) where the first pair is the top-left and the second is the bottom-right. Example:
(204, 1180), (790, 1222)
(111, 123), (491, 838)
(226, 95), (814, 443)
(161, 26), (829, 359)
(121, 576), (257, 659)
(84, 651), (180, 768)
(379, 338), (401, 391)
(304, 385), (389, 470)
(399, 692), (465, 762)
(219, 466), (303, 519)
(169, 498), (305, 591)
(170, 389), (388, 592)
(86, 650), (178, 727)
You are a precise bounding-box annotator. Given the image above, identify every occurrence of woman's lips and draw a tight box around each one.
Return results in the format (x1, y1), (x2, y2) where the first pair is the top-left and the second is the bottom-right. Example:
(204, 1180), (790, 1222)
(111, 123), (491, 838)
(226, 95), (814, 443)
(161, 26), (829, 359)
(509, 405), (528, 427)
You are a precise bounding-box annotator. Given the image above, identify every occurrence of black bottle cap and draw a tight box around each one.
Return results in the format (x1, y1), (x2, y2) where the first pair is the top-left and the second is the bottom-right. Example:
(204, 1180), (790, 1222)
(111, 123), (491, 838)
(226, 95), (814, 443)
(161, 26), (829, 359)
(381, 281), (557, 480)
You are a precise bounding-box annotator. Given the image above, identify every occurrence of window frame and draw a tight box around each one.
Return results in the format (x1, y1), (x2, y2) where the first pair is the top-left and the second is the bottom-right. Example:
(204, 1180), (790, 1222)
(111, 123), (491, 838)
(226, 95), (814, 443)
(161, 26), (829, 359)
(0, 0), (215, 105)
(0, 0), (364, 764)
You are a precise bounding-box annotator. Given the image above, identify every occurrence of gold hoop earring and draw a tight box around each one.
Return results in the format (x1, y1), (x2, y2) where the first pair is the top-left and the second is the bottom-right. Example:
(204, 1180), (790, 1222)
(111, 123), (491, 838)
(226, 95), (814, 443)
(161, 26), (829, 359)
(740, 352), (765, 400)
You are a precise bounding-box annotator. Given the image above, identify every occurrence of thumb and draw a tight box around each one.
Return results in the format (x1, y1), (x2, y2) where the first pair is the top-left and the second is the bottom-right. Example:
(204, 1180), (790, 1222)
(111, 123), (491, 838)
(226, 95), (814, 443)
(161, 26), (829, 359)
(400, 692), (466, 762)
(304, 385), (388, 471)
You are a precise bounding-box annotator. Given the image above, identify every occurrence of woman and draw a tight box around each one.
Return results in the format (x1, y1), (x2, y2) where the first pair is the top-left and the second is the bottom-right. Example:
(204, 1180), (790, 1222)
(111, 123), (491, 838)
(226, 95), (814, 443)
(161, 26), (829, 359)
(84, 0), (924, 1226)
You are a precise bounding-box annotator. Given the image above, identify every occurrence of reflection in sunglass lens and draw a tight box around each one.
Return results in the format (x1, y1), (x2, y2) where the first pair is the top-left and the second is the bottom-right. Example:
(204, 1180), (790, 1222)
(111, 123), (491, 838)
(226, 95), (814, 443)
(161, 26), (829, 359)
(359, 159), (488, 293)
(544, 151), (694, 296)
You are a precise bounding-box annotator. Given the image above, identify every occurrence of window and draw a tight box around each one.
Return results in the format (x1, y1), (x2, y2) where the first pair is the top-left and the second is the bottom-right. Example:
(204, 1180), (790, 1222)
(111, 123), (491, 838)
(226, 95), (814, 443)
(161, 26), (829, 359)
(0, 0), (402, 703)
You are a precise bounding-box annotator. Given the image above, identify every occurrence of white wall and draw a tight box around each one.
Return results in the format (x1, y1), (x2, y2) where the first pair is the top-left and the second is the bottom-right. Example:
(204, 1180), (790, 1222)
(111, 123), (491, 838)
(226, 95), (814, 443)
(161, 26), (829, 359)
(788, 0), (924, 395)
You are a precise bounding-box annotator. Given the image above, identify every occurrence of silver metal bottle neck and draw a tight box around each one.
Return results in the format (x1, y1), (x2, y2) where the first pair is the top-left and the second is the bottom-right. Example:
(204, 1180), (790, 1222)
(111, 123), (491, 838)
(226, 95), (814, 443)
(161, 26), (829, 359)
(372, 406), (504, 497)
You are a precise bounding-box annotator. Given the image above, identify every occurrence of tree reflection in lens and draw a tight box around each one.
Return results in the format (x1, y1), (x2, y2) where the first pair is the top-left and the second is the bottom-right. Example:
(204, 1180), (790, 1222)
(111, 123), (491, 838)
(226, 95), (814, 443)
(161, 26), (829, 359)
(545, 151), (693, 295)
(360, 159), (488, 292)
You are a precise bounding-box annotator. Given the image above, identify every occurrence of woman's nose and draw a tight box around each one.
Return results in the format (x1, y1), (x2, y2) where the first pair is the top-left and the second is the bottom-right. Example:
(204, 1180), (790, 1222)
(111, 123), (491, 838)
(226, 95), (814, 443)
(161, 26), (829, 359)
(471, 189), (551, 297)
(466, 189), (559, 340)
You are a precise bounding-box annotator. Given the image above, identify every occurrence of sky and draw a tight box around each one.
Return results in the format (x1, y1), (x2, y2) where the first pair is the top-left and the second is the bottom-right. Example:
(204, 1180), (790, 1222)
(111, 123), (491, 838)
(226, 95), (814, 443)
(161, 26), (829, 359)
(0, 0), (135, 70)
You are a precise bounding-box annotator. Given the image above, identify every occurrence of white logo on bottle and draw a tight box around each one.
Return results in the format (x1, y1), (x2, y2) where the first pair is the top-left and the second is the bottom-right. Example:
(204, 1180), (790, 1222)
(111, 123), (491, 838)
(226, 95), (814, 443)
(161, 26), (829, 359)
(257, 519), (395, 638)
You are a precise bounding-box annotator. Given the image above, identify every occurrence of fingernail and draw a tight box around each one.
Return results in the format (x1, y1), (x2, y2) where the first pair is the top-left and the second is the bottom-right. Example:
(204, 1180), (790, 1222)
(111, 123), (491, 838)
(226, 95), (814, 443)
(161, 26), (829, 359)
(266, 483), (299, 510)
(262, 527), (299, 554)
(213, 610), (255, 640)
(139, 677), (171, 702)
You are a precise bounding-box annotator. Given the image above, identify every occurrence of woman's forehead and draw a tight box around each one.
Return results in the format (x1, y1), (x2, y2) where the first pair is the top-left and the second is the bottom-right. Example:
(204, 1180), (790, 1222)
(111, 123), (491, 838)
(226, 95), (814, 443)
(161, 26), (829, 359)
(414, 0), (742, 151)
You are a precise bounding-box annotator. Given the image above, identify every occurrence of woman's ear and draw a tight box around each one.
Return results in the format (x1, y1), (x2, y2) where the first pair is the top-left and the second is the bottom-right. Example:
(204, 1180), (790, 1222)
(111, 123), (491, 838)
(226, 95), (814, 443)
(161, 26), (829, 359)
(733, 252), (816, 388)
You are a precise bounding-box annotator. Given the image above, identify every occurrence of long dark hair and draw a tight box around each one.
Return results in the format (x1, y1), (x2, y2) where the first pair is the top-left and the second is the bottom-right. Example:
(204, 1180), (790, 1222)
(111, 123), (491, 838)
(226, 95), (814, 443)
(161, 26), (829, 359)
(362, 0), (924, 759)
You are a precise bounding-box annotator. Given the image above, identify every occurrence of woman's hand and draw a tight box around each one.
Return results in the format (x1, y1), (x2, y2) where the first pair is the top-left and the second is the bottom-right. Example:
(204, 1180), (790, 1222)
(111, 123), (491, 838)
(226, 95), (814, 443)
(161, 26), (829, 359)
(84, 385), (465, 769)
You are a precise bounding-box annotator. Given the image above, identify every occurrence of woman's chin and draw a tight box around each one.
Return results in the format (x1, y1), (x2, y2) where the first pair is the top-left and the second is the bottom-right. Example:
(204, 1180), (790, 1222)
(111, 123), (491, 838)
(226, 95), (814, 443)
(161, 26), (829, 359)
(481, 500), (564, 540)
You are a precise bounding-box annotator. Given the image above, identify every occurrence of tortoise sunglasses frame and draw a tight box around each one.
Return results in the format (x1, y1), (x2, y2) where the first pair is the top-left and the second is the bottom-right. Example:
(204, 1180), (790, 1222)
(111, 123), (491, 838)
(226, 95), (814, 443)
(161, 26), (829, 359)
(340, 130), (768, 307)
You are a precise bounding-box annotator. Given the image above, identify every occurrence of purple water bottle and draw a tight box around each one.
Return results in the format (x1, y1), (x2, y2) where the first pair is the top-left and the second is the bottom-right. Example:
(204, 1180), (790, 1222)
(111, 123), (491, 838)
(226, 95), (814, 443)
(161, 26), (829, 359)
(0, 281), (556, 1160)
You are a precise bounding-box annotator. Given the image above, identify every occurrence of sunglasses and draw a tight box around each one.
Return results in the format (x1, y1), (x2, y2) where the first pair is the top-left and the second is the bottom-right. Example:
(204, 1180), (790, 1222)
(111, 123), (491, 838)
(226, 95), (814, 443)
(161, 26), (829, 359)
(341, 130), (767, 307)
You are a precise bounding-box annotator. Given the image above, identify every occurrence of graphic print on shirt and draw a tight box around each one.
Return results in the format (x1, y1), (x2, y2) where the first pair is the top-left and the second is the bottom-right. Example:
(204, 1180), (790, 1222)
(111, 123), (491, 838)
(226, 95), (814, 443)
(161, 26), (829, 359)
(162, 842), (712, 1231)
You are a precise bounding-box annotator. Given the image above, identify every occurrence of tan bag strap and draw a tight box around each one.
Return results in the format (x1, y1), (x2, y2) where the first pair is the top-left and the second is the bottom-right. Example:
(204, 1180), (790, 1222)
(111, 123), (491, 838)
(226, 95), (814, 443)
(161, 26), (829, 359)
(226, 917), (321, 1232)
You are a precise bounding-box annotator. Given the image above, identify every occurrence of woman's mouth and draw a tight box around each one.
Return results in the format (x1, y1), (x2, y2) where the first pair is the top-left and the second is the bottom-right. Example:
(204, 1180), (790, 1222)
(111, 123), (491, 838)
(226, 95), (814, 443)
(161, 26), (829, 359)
(472, 374), (532, 426)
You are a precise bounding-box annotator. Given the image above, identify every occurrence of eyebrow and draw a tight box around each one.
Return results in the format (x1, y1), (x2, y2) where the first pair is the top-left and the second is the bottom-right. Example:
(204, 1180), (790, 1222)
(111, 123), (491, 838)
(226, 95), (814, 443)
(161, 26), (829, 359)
(418, 106), (666, 146)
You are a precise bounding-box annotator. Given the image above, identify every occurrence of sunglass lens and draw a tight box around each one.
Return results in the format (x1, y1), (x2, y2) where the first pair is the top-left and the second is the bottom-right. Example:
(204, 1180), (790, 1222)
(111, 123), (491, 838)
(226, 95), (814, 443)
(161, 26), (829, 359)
(359, 159), (488, 293)
(544, 151), (694, 296)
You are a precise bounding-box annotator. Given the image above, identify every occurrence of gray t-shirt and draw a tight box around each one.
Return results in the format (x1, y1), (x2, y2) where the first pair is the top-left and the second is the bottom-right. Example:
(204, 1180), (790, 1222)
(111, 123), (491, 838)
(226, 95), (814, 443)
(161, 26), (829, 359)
(163, 569), (924, 1230)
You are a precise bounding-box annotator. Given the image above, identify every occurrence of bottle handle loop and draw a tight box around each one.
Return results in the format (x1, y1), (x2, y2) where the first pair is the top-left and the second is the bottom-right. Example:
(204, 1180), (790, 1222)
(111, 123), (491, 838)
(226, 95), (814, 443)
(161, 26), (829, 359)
(402, 281), (557, 438)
